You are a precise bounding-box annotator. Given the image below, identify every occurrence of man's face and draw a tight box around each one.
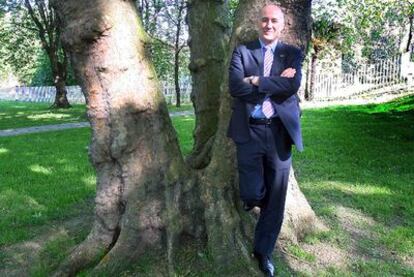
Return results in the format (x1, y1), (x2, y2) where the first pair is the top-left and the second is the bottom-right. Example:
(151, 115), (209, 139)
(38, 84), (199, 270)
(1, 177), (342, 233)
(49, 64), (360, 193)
(258, 5), (285, 44)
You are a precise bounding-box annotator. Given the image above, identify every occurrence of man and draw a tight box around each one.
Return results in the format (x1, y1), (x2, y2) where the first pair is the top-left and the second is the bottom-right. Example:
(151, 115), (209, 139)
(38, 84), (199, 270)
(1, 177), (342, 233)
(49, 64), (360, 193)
(227, 4), (303, 276)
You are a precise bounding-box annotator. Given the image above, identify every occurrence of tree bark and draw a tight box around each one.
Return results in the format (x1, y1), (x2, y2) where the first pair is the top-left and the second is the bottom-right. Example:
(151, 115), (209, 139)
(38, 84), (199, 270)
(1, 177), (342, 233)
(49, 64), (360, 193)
(52, 1), (191, 275)
(186, 0), (230, 169)
(52, 0), (322, 275)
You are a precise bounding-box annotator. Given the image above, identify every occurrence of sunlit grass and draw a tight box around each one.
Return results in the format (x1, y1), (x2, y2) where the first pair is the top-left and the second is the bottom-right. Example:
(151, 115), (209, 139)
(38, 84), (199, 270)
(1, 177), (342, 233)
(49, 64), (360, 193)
(0, 101), (87, 130)
(292, 94), (414, 275)
(0, 101), (193, 130)
(0, 128), (95, 245)
(0, 115), (194, 247)
(171, 115), (195, 155)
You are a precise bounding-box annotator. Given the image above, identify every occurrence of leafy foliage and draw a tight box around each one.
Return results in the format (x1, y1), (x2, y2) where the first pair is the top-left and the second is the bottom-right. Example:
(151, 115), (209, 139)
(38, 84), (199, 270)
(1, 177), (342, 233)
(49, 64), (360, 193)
(0, 11), (44, 85)
(137, 0), (189, 82)
(0, 1), (76, 86)
(312, 0), (414, 63)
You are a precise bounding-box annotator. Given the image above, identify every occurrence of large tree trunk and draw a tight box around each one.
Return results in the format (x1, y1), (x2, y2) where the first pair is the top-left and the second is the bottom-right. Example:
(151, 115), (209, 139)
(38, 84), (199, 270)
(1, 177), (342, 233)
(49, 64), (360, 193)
(186, 0), (230, 169)
(51, 0), (322, 275)
(52, 1), (190, 275)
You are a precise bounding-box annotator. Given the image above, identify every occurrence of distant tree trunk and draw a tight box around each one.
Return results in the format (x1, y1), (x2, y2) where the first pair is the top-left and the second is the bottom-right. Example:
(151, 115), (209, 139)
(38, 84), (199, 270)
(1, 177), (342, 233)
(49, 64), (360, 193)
(186, 0), (230, 169)
(52, 0), (321, 275)
(53, 78), (70, 108)
(308, 50), (318, 101)
(50, 48), (71, 108)
(304, 54), (312, 100)
(406, 14), (413, 53)
(174, 49), (181, 107)
(174, 0), (185, 108)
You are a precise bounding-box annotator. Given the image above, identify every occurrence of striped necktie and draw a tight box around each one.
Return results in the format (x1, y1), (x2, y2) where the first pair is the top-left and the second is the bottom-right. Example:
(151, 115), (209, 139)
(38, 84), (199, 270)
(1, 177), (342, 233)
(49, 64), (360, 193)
(262, 46), (275, 118)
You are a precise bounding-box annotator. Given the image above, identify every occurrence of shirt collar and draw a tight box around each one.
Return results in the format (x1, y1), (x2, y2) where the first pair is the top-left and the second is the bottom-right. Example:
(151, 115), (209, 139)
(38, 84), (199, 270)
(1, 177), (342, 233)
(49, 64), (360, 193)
(259, 38), (278, 52)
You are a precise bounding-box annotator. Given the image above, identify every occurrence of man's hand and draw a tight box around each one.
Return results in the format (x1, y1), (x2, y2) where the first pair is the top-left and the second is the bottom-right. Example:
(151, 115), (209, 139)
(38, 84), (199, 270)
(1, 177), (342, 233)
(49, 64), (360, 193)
(281, 68), (296, 78)
(243, 68), (295, 87)
(243, 76), (253, 84)
(243, 76), (259, 86)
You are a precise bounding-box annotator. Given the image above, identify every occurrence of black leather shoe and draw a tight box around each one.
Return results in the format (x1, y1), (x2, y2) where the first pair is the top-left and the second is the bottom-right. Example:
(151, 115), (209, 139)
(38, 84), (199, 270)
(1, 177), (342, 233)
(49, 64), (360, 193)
(253, 251), (275, 277)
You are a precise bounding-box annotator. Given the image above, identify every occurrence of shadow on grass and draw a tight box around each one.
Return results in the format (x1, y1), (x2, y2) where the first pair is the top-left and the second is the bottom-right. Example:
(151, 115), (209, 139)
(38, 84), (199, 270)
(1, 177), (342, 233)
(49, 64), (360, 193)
(0, 128), (95, 247)
(292, 94), (414, 275)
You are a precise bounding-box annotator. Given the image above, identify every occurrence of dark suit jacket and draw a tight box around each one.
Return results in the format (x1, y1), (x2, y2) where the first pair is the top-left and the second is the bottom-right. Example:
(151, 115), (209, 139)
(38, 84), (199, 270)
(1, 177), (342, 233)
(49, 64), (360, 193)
(227, 39), (303, 152)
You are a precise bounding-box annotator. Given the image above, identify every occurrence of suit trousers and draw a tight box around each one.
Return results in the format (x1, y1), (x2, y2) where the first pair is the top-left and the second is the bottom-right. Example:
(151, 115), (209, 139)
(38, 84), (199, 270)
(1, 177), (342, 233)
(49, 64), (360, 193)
(236, 118), (292, 256)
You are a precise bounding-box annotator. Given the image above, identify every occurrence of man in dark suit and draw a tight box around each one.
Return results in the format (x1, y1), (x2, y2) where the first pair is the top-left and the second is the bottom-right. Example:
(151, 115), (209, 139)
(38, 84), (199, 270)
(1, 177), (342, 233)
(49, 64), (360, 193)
(227, 4), (303, 276)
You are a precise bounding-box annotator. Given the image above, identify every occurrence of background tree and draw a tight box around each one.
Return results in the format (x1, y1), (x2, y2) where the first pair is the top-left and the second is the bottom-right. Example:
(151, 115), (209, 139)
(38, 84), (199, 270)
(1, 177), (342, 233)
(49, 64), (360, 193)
(136, 0), (163, 33)
(0, 7), (76, 87)
(397, 0), (414, 53)
(1, 0), (73, 107)
(136, 0), (175, 81)
(306, 12), (341, 100)
(24, 0), (71, 108)
(0, 11), (41, 85)
(51, 0), (320, 275)
(312, 0), (413, 63)
(136, 0), (189, 107)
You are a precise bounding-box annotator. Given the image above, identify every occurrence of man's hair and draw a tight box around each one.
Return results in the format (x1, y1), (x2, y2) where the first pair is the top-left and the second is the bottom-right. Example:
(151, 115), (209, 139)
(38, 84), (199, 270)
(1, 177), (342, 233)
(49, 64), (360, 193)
(259, 3), (285, 18)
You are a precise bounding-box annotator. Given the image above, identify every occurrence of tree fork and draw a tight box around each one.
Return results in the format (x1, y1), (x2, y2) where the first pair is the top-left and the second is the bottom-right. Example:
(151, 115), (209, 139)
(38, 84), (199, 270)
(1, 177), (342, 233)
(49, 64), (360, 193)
(186, 0), (230, 169)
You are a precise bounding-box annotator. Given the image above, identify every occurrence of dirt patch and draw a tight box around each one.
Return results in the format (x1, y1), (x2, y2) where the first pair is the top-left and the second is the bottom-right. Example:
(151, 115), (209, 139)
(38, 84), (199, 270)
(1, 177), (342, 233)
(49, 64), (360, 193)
(280, 239), (348, 276)
(0, 214), (93, 277)
(303, 242), (347, 268)
(335, 206), (376, 239)
(402, 255), (414, 269)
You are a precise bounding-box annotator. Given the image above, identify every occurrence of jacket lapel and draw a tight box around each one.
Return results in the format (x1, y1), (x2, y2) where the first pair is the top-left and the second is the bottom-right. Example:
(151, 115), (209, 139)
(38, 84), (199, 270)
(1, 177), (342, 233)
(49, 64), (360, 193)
(248, 40), (264, 76)
(271, 42), (286, 76)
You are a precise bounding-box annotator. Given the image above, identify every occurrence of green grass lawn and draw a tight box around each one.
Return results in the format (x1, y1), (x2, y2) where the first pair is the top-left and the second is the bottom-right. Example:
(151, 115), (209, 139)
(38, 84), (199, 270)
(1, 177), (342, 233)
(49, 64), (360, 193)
(0, 101), (193, 130)
(0, 95), (413, 275)
(0, 128), (95, 245)
(293, 94), (414, 275)
(0, 101), (88, 130)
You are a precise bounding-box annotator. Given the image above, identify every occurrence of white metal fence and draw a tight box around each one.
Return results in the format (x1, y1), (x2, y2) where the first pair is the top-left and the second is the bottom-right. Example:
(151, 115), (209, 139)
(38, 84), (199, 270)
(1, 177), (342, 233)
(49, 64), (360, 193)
(312, 52), (414, 100)
(0, 80), (193, 105)
(160, 80), (192, 104)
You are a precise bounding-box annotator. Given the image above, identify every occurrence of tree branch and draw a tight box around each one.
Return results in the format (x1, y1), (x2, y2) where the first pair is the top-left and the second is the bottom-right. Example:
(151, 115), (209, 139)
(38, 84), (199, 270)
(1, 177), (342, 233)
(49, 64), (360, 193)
(24, 0), (50, 51)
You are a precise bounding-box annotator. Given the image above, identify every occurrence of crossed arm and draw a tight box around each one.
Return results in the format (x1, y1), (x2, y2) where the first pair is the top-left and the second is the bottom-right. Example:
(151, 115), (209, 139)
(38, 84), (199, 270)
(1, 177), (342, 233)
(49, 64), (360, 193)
(243, 68), (296, 85)
(229, 46), (302, 103)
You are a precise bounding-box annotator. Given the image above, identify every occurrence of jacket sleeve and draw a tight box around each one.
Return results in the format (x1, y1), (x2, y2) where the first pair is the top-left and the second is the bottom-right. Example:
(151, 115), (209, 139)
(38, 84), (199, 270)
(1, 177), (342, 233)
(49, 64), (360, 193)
(228, 46), (262, 103)
(258, 47), (302, 101)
